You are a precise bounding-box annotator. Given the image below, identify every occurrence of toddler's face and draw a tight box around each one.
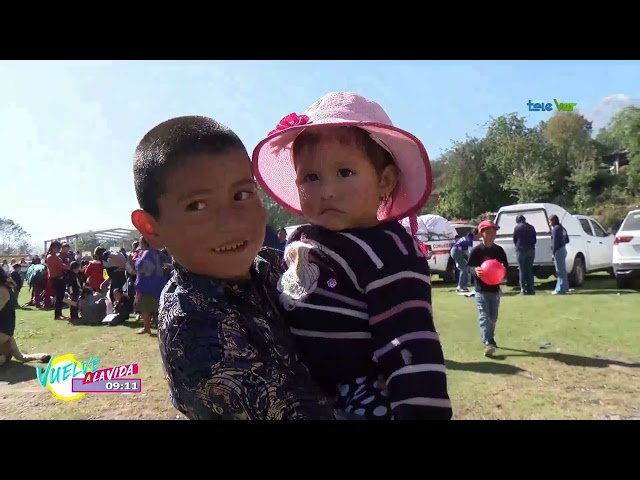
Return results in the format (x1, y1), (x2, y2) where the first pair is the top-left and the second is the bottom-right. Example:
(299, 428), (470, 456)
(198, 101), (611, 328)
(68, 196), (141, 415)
(295, 138), (391, 231)
(149, 150), (267, 280)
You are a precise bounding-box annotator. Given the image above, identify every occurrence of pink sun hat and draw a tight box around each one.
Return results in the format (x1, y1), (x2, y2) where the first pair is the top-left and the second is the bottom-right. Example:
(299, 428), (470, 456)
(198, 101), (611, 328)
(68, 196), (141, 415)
(252, 92), (432, 222)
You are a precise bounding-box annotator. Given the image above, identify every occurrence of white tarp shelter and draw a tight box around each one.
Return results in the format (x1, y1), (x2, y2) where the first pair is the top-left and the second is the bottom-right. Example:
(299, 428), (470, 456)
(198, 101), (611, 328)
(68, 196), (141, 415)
(401, 214), (458, 239)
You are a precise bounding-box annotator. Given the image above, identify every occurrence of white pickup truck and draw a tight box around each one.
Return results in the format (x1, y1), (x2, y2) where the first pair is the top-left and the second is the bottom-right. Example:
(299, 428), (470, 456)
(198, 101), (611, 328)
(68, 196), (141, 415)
(493, 203), (614, 287)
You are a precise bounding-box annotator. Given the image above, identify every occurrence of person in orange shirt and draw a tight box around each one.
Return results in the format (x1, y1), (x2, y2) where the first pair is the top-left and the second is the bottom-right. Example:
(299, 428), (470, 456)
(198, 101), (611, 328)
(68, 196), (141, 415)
(45, 241), (69, 320)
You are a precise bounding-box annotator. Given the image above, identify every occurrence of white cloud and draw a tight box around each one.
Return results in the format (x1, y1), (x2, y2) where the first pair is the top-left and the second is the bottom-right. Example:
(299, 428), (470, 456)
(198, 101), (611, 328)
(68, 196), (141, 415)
(584, 93), (639, 132)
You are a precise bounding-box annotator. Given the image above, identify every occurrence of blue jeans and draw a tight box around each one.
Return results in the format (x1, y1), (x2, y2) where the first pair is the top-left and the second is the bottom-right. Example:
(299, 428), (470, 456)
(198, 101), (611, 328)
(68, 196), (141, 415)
(450, 247), (469, 289)
(516, 248), (536, 294)
(475, 291), (500, 345)
(553, 246), (569, 293)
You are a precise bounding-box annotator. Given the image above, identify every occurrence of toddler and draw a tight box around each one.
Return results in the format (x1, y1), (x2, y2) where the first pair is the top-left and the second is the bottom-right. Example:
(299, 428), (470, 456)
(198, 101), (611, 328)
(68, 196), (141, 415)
(253, 92), (452, 420)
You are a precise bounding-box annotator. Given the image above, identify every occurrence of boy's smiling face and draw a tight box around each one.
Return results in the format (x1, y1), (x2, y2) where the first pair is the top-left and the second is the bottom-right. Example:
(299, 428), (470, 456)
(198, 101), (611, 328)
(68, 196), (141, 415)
(133, 149), (267, 280)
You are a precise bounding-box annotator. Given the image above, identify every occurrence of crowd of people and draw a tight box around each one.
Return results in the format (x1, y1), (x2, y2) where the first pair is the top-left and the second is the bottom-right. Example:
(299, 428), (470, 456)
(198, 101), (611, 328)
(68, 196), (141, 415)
(17, 239), (172, 334)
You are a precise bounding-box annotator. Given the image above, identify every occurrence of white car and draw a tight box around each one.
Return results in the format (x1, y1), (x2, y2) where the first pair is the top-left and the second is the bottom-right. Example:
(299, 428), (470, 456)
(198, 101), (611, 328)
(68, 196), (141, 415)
(612, 209), (640, 289)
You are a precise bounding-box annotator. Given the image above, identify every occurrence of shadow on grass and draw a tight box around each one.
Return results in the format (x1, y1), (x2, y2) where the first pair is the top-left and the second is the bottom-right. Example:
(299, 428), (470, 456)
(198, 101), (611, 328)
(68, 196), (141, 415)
(0, 361), (38, 385)
(434, 275), (638, 296)
(502, 275), (639, 296)
(66, 316), (144, 329)
(499, 347), (640, 369)
(446, 359), (526, 375)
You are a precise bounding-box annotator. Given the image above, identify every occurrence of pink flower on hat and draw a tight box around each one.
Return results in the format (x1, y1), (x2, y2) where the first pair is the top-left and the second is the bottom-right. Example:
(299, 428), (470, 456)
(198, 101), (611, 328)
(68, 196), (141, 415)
(268, 113), (310, 136)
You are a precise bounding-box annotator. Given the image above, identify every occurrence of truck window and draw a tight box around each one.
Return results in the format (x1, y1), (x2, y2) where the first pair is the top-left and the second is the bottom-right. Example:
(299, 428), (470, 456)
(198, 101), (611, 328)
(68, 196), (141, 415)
(579, 218), (593, 236)
(495, 209), (549, 236)
(590, 220), (607, 237)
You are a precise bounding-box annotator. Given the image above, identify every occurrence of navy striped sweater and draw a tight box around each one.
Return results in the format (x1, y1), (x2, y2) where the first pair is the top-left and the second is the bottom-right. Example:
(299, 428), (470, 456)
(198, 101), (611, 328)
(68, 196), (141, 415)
(279, 220), (452, 420)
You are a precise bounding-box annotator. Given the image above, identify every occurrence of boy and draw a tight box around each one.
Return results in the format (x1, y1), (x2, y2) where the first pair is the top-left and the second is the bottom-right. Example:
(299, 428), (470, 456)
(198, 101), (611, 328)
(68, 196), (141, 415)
(67, 261), (82, 320)
(467, 220), (508, 357)
(131, 115), (342, 420)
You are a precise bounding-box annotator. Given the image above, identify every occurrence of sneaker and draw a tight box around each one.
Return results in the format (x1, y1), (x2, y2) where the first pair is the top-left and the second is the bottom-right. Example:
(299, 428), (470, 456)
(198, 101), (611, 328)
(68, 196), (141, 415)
(484, 344), (496, 357)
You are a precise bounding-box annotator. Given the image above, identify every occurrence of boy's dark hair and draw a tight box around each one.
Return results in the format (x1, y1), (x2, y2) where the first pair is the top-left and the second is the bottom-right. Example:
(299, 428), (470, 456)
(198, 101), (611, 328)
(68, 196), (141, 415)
(70, 261), (80, 270)
(133, 115), (247, 218)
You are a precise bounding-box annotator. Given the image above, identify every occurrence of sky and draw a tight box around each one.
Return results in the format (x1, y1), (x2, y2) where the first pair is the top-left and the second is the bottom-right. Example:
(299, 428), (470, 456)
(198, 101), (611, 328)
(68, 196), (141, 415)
(1, 59), (638, 247)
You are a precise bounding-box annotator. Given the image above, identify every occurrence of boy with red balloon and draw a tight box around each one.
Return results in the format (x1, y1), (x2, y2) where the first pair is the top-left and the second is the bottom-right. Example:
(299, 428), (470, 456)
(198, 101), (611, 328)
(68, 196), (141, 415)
(467, 220), (508, 357)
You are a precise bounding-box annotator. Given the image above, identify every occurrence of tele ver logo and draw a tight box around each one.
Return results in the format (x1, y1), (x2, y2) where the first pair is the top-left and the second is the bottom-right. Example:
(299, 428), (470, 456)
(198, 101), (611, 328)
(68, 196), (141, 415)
(527, 99), (577, 112)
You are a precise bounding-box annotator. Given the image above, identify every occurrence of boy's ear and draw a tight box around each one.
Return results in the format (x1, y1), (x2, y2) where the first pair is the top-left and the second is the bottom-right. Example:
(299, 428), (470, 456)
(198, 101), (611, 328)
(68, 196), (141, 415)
(130, 209), (163, 249)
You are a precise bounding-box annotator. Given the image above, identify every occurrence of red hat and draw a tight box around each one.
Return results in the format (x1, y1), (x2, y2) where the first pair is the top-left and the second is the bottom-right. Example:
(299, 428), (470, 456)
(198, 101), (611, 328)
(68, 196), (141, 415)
(478, 220), (499, 232)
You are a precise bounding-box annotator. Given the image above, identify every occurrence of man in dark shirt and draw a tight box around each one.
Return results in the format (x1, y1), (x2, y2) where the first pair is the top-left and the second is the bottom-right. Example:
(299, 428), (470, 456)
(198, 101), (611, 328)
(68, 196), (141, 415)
(512, 215), (537, 295)
(467, 220), (508, 357)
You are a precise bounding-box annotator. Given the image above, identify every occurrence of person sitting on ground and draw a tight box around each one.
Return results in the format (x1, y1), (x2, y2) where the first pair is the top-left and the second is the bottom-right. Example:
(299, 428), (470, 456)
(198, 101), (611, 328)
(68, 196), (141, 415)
(0, 268), (50, 367)
(63, 287), (107, 326)
(110, 287), (132, 325)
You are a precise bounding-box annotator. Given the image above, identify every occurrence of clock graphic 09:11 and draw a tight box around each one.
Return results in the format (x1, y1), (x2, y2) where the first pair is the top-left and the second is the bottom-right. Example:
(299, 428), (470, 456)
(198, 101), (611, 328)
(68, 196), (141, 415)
(105, 380), (141, 391)
(72, 378), (143, 394)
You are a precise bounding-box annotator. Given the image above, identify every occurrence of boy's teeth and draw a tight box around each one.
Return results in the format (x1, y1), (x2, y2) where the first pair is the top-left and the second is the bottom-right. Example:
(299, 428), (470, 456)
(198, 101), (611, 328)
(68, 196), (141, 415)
(214, 241), (245, 252)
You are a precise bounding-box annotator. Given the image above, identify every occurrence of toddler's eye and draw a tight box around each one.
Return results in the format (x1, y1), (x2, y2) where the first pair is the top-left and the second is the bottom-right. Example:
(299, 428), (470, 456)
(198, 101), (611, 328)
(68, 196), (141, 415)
(337, 168), (354, 177)
(304, 173), (319, 182)
(234, 191), (254, 201)
(186, 200), (206, 212)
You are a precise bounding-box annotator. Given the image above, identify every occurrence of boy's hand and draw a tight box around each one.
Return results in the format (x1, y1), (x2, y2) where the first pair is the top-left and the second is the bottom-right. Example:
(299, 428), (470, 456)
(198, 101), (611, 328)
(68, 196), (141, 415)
(475, 267), (483, 276)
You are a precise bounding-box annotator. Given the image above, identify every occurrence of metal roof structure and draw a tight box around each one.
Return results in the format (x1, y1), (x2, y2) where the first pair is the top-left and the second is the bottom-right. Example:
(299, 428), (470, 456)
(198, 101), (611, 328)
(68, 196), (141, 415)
(43, 228), (139, 253)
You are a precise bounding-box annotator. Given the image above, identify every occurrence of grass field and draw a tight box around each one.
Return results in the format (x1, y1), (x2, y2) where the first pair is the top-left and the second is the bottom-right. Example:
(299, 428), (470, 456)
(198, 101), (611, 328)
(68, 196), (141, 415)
(1, 274), (639, 420)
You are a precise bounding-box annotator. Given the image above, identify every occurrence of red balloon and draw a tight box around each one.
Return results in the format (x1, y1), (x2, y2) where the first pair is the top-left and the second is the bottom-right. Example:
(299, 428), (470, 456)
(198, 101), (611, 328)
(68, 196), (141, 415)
(479, 259), (506, 285)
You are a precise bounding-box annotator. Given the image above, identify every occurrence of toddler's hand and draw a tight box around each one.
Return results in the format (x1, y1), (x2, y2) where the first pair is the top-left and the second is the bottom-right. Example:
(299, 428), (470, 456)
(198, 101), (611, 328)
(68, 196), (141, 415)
(475, 267), (483, 276)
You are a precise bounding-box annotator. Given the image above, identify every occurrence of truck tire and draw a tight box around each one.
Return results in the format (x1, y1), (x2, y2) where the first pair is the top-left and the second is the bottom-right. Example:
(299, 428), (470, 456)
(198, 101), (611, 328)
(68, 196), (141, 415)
(441, 259), (457, 284)
(569, 255), (585, 288)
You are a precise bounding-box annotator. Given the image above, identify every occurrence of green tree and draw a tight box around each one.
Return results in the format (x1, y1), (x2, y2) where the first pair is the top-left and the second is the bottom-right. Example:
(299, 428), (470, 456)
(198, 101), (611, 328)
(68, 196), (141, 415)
(258, 188), (305, 229)
(435, 137), (511, 219)
(0, 218), (31, 255)
(484, 114), (554, 203)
